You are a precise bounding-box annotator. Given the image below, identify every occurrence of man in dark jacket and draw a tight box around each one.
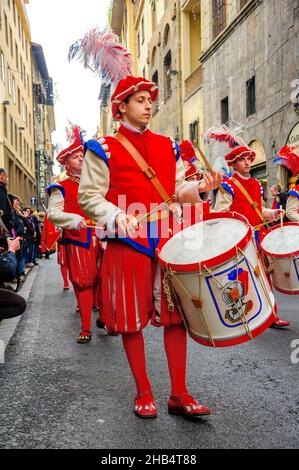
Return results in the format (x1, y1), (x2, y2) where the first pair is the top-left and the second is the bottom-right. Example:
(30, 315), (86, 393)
(0, 168), (13, 233)
(0, 234), (26, 321)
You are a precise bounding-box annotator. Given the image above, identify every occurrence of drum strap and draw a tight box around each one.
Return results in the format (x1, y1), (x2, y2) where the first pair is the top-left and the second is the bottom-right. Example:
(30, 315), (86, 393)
(230, 177), (265, 223)
(115, 132), (172, 205)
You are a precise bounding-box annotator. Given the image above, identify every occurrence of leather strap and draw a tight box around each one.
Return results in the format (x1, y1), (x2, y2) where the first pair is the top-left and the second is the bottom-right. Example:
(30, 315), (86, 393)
(230, 176), (265, 223)
(115, 132), (171, 204)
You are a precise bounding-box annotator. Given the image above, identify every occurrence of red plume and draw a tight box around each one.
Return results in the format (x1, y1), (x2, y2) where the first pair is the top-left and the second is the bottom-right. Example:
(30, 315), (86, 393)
(68, 28), (134, 85)
(273, 145), (299, 176)
(206, 130), (240, 148)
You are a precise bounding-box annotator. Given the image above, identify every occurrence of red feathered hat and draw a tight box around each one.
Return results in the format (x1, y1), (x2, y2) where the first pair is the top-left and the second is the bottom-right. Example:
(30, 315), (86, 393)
(225, 146), (256, 166)
(56, 125), (85, 166)
(111, 76), (159, 120)
(273, 145), (299, 176)
(206, 128), (255, 166)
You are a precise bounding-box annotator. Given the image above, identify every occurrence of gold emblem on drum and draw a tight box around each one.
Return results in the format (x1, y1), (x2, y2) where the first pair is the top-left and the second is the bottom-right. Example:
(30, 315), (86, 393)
(222, 268), (253, 324)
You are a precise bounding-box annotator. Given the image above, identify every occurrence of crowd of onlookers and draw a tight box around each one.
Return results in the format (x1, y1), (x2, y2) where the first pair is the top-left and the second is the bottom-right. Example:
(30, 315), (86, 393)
(0, 167), (43, 323)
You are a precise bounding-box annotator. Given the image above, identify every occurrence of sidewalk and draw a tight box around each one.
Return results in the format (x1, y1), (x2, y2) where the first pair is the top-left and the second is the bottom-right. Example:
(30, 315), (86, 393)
(0, 263), (40, 360)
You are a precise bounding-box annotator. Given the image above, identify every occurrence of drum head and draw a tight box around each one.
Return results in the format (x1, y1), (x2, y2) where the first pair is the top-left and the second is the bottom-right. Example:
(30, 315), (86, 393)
(261, 224), (299, 257)
(160, 216), (248, 266)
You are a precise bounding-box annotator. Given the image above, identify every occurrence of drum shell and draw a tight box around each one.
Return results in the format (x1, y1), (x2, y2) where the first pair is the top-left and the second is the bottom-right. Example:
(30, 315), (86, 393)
(260, 223), (299, 296)
(158, 213), (276, 348)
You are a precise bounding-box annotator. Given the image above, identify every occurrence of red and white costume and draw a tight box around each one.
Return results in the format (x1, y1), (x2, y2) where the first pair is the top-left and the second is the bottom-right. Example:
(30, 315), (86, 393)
(78, 75), (212, 418)
(214, 141), (289, 328)
(46, 133), (103, 339)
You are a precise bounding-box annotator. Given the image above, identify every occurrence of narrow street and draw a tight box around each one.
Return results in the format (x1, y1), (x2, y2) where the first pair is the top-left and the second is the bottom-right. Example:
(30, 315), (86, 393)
(0, 257), (298, 449)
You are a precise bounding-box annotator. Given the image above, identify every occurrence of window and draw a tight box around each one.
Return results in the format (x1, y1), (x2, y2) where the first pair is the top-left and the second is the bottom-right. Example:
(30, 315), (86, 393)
(152, 70), (158, 85)
(189, 120), (199, 145)
(213, 0), (226, 39)
(19, 132), (22, 158)
(13, 0), (16, 24)
(221, 96), (229, 124)
(12, 76), (16, 104)
(141, 17), (145, 44)
(4, 13), (8, 44)
(7, 66), (12, 95)
(10, 27), (13, 57)
(17, 87), (20, 114)
(1, 51), (5, 82)
(10, 116), (13, 145)
(151, 0), (157, 32)
(164, 50), (172, 100)
(15, 123), (17, 150)
(3, 107), (8, 138)
(163, 24), (170, 48)
(29, 112), (32, 134)
(7, 0), (11, 9)
(15, 42), (18, 69)
(246, 76), (256, 116)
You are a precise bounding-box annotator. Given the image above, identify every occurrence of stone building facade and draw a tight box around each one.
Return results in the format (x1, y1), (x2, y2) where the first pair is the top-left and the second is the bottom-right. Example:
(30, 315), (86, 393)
(200, 0), (299, 191)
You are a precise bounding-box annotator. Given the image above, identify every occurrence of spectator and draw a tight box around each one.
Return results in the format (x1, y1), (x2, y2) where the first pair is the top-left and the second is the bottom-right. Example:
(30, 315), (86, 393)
(0, 234), (26, 321)
(23, 207), (35, 267)
(270, 184), (289, 223)
(0, 168), (13, 233)
(8, 194), (26, 290)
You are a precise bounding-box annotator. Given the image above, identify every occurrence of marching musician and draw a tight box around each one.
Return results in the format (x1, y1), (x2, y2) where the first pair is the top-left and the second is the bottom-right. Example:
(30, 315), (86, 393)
(46, 126), (103, 344)
(79, 75), (222, 418)
(213, 133), (289, 328)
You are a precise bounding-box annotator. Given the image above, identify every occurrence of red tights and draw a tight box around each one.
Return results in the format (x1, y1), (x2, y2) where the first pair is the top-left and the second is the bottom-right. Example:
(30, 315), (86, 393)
(60, 265), (69, 288)
(73, 285), (94, 332)
(122, 324), (188, 397)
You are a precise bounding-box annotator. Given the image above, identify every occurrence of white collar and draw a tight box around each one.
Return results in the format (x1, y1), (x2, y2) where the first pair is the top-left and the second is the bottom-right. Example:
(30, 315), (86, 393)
(235, 171), (251, 181)
(121, 121), (148, 134)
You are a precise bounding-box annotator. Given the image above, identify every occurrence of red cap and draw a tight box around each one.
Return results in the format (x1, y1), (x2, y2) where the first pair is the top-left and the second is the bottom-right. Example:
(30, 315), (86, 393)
(111, 76), (159, 120)
(225, 146), (256, 166)
(56, 126), (84, 166)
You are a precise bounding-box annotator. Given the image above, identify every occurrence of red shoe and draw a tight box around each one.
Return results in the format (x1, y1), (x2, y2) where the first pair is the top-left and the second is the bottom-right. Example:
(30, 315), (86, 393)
(76, 306), (80, 313)
(63, 285), (70, 290)
(168, 394), (211, 417)
(134, 391), (157, 419)
(270, 318), (290, 328)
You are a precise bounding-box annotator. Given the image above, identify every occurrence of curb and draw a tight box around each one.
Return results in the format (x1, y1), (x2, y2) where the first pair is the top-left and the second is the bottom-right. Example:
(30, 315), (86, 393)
(0, 264), (40, 361)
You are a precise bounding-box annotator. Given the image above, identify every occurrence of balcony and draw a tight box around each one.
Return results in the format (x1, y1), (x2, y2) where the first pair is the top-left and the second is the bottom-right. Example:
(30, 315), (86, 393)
(184, 65), (202, 100)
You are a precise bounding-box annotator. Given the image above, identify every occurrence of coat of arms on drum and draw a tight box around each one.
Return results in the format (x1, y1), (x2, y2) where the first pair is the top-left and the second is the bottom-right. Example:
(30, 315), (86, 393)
(222, 268), (253, 324)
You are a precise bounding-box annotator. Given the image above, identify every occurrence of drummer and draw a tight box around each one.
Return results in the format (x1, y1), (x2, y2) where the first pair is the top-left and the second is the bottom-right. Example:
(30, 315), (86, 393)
(286, 177), (299, 223)
(214, 141), (289, 328)
(79, 74), (222, 419)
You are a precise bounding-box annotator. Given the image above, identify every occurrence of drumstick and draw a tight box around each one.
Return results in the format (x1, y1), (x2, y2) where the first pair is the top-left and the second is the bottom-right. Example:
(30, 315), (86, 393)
(192, 141), (226, 195)
(280, 205), (284, 230)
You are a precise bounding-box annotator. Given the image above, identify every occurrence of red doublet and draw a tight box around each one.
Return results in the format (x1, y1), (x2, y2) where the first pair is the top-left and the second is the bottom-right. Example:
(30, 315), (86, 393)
(223, 172), (264, 227)
(93, 125), (182, 334)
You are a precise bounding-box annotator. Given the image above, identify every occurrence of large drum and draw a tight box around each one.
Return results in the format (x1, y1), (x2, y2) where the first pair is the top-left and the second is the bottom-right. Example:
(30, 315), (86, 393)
(260, 223), (299, 295)
(157, 212), (276, 348)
